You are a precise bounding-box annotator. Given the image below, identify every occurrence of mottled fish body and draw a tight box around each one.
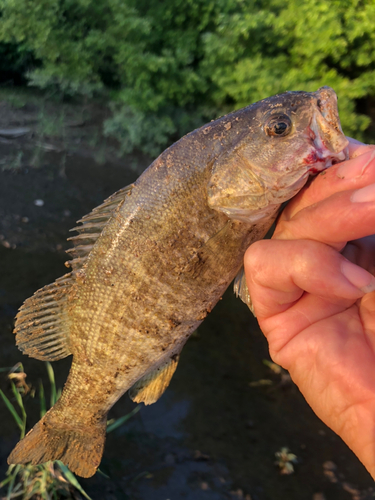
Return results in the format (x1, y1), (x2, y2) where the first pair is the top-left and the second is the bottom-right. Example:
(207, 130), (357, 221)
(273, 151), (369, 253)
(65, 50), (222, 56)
(9, 87), (348, 477)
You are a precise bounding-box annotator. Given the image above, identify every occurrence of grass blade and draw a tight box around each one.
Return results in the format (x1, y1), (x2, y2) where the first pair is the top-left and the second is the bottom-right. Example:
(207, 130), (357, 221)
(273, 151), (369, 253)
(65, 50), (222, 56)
(0, 389), (23, 431)
(96, 468), (110, 479)
(10, 382), (26, 438)
(10, 381), (23, 408)
(6, 464), (21, 499)
(0, 472), (14, 488)
(106, 405), (141, 433)
(39, 381), (46, 418)
(57, 462), (93, 500)
(45, 362), (56, 407)
(40, 468), (48, 500)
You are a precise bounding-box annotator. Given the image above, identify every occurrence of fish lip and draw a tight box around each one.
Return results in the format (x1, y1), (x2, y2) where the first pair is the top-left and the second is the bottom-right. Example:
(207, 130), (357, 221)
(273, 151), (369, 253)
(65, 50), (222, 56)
(305, 138), (348, 174)
(305, 105), (349, 174)
(314, 86), (343, 131)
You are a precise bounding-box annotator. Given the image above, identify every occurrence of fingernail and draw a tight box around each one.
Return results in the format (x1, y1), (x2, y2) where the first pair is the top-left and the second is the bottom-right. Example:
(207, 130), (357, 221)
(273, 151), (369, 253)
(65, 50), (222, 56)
(337, 150), (375, 179)
(351, 183), (375, 203)
(341, 260), (375, 293)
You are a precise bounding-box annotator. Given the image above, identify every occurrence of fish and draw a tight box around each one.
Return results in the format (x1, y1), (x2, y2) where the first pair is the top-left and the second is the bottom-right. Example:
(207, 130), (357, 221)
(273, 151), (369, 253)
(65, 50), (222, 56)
(8, 86), (348, 478)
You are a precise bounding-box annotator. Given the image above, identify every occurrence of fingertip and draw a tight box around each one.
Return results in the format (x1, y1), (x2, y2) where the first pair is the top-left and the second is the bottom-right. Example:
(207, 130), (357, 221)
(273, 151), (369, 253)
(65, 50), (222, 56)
(341, 260), (375, 294)
(336, 149), (375, 181)
(244, 239), (267, 273)
(346, 137), (375, 159)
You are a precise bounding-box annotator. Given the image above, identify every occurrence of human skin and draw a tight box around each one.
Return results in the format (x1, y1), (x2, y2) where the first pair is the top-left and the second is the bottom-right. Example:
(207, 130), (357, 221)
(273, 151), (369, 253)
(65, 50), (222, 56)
(244, 138), (375, 478)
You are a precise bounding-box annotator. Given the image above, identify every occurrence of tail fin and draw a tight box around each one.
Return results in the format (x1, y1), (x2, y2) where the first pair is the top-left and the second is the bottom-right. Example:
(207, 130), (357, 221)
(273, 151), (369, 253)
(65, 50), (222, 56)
(7, 412), (107, 478)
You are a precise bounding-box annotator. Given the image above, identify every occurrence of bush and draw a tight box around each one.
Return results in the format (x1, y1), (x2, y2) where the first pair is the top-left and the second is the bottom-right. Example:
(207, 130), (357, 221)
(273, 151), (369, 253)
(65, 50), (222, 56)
(0, 42), (36, 84)
(1, 0), (375, 154)
(201, 0), (375, 138)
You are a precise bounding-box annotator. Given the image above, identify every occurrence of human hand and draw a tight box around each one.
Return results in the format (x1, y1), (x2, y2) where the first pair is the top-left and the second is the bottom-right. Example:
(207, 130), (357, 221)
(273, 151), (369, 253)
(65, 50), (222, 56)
(244, 138), (375, 478)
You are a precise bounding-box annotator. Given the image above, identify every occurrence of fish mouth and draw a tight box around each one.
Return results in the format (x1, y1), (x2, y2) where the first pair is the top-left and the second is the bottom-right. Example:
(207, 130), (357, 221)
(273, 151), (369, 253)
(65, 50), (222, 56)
(305, 125), (348, 174)
(304, 86), (349, 174)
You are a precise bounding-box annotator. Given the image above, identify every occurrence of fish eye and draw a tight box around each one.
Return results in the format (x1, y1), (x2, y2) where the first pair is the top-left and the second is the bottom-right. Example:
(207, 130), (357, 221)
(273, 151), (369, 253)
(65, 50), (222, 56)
(264, 114), (292, 137)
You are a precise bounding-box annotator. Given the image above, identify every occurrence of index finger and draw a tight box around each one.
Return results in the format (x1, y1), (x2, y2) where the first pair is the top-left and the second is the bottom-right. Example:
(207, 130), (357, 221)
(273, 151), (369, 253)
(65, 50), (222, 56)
(347, 137), (375, 158)
(273, 183), (375, 250)
(281, 149), (375, 222)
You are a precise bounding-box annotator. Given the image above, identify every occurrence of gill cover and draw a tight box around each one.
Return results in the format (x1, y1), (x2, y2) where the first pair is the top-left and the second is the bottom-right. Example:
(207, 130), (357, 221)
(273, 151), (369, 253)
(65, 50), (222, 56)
(207, 147), (272, 222)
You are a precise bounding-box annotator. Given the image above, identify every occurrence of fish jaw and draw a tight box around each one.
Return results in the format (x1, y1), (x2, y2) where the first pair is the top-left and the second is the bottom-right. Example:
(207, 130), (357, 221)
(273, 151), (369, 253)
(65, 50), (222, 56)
(303, 87), (349, 174)
(293, 112), (348, 179)
(314, 86), (349, 154)
(262, 87), (349, 207)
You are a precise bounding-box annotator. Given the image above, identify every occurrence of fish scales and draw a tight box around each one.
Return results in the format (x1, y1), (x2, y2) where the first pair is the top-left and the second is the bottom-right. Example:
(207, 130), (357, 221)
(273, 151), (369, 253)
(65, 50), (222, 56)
(8, 87), (349, 477)
(65, 143), (261, 416)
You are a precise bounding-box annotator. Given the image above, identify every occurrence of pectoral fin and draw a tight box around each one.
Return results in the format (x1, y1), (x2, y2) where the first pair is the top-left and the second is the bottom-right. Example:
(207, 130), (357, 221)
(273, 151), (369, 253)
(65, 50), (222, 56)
(129, 354), (180, 405)
(234, 266), (255, 315)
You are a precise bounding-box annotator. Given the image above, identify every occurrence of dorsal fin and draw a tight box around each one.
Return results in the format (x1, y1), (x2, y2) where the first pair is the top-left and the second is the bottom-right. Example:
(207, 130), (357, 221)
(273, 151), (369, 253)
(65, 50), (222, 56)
(14, 184), (135, 361)
(129, 354), (180, 405)
(233, 266), (255, 315)
(15, 184), (135, 360)
(65, 184), (134, 271)
(14, 274), (74, 361)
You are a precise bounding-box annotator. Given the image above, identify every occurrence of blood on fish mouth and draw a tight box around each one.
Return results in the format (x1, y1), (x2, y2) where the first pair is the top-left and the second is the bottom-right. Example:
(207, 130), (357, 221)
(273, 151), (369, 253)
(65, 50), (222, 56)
(307, 154), (345, 175)
(303, 125), (347, 175)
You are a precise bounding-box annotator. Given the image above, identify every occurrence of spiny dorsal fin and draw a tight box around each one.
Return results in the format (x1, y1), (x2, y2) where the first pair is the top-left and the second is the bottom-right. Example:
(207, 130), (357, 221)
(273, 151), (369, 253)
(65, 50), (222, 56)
(129, 354), (180, 405)
(66, 184), (134, 272)
(233, 266), (255, 315)
(15, 184), (135, 361)
(14, 273), (73, 361)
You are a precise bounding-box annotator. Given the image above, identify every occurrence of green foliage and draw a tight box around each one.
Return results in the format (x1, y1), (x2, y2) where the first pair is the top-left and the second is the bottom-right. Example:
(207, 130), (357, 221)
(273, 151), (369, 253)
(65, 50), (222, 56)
(0, 42), (35, 84)
(1, 0), (375, 153)
(201, 0), (375, 137)
(103, 105), (177, 157)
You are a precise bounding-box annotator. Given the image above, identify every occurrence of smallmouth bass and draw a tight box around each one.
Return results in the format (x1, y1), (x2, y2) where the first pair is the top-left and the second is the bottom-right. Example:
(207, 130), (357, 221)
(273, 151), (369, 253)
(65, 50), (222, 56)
(8, 87), (348, 477)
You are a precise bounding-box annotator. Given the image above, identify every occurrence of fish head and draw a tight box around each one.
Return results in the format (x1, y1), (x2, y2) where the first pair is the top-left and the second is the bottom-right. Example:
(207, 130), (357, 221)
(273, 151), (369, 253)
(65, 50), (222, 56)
(207, 86), (349, 223)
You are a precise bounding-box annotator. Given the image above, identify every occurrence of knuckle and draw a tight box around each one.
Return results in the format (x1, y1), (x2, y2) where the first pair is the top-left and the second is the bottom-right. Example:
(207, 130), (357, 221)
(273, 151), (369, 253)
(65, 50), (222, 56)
(272, 219), (293, 239)
(245, 240), (269, 272)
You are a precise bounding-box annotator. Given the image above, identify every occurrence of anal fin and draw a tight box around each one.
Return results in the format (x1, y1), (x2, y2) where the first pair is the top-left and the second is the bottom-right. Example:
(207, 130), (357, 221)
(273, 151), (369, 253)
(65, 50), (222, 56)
(129, 354), (180, 405)
(14, 273), (73, 361)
